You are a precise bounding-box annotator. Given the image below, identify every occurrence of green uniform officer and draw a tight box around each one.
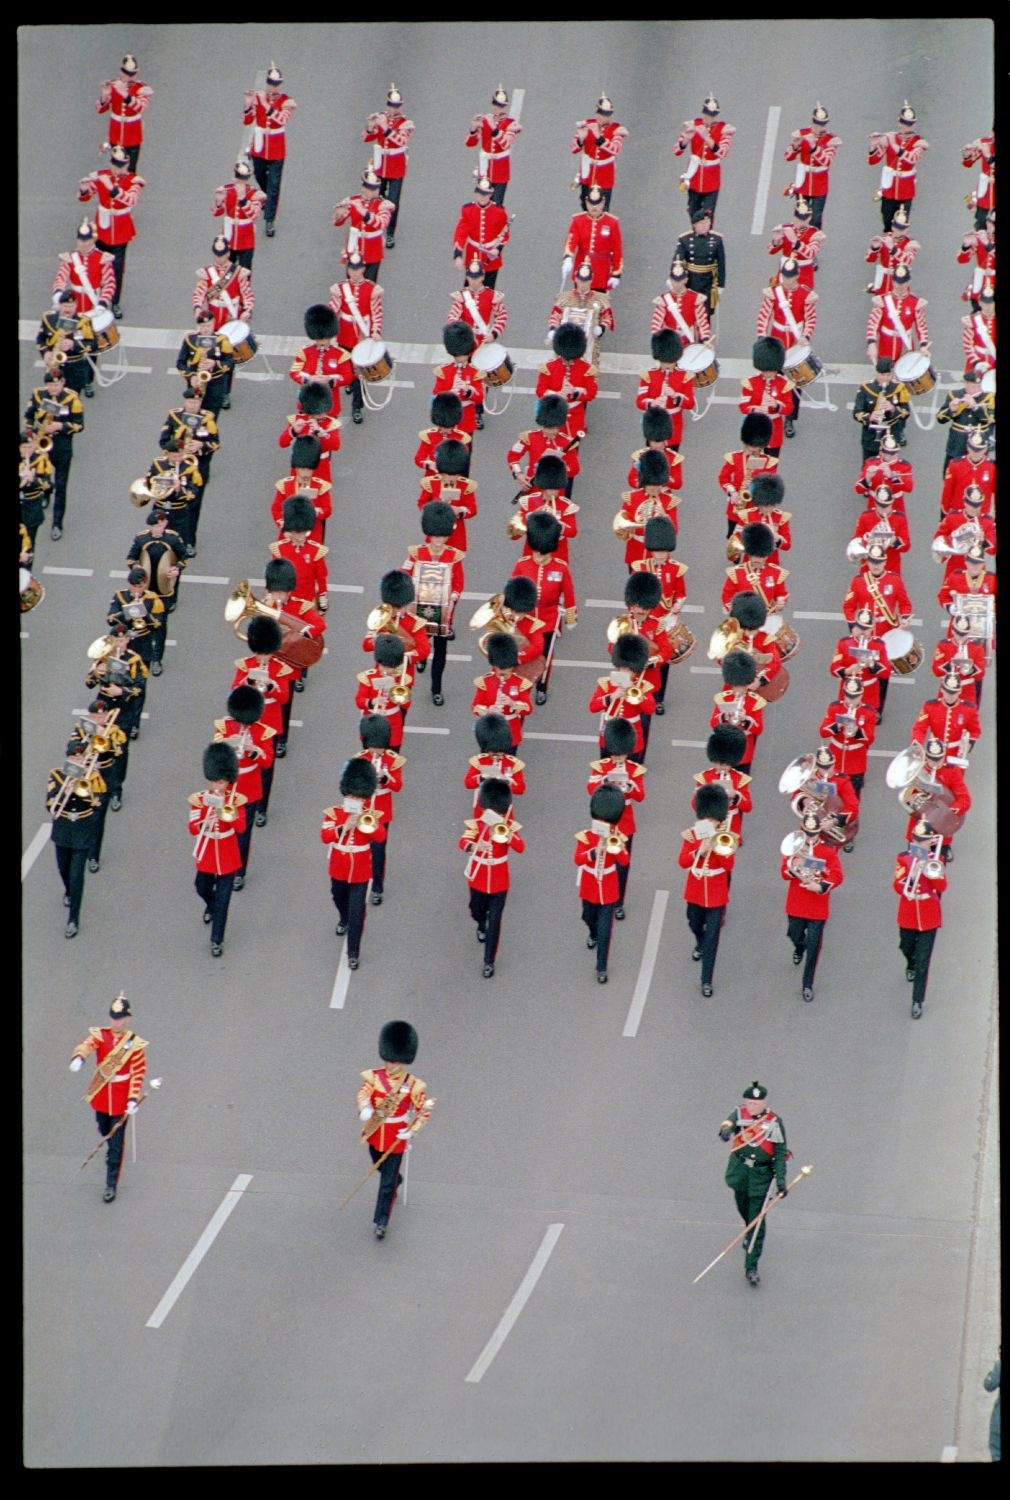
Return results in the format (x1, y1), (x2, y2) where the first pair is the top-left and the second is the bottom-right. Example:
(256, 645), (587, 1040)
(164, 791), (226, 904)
(719, 1080), (788, 1286)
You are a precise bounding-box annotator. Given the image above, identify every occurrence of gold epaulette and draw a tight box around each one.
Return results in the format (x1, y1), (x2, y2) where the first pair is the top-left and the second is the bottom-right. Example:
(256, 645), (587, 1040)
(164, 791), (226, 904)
(538, 363), (551, 375)
(357, 670), (378, 686)
(752, 694), (768, 711)
(313, 544), (329, 558)
(575, 829), (592, 846)
(462, 818), (479, 839)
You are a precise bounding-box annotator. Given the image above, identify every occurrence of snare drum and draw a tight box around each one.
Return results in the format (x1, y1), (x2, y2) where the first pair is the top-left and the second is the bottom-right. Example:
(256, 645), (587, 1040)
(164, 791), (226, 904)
(894, 351), (936, 396)
(220, 319), (258, 364)
(351, 338), (394, 383)
(764, 612), (801, 662)
(678, 343), (719, 387)
(881, 626), (924, 675)
(783, 343), (823, 387)
(666, 619), (697, 663)
(472, 343), (515, 388)
(90, 307), (120, 352)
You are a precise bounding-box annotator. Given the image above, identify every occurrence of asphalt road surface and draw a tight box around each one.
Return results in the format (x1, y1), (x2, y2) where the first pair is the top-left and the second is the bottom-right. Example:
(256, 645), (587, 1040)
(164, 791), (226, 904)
(21, 22), (997, 1466)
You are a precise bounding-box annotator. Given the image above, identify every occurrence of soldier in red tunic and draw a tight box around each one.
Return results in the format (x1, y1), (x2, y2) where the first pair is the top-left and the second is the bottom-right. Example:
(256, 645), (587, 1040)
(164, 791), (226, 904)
(510, 510), (577, 705)
(321, 758), (386, 971)
(417, 439), (477, 555)
(96, 54), (152, 171)
(739, 340), (793, 457)
(452, 177), (510, 289)
(356, 635), (411, 750)
(817, 677), (876, 800)
(432, 321), (485, 433)
(329, 252), (384, 424)
(472, 633), (534, 749)
(586, 720), (644, 922)
(780, 813), (844, 1003)
(894, 819), (946, 1018)
(536, 323), (598, 434)
(709, 650), (765, 776)
(77, 144), (145, 315)
(563, 186), (623, 293)
(507, 394), (582, 499)
(461, 778), (525, 978)
(334, 166), (394, 279)
(636, 329), (696, 450)
(402, 500), (466, 707)
(288, 305), (354, 420)
(466, 87), (521, 204)
(188, 742), (248, 957)
(466, 713), (527, 814)
(356, 1021), (433, 1238)
(69, 992), (148, 1202)
(361, 84), (414, 247)
(212, 158), (266, 270)
(589, 633), (656, 762)
(278, 381), (341, 484)
(243, 63), (296, 236)
(213, 687), (275, 887)
(675, 95), (734, 221)
(678, 783), (735, 997)
(783, 102), (839, 227)
(570, 96), (627, 210)
(231, 616), (294, 779)
(414, 393), (470, 475)
(868, 101), (928, 232)
(356, 714), (405, 907)
(574, 785), (629, 983)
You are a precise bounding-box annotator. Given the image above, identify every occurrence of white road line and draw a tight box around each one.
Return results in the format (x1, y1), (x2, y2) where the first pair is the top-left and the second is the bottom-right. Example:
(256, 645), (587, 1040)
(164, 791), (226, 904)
(465, 1223), (564, 1384)
(554, 657), (610, 668)
(524, 731), (597, 743)
(584, 599), (705, 613)
(31, 357), (152, 374)
(690, 665), (721, 675)
(511, 385), (620, 399)
(329, 944), (351, 1009)
(670, 739), (707, 749)
(145, 1173), (253, 1329)
(288, 719), (304, 728)
(751, 106), (781, 236)
(180, 574), (232, 586)
(42, 566), (93, 577)
(794, 610), (924, 627)
(622, 889), (669, 1038)
(326, 583), (365, 594)
(404, 725), (451, 735)
(511, 89), (525, 123)
(446, 652), (473, 662)
(940, 1446), (958, 1463)
(22, 823), (52, 881)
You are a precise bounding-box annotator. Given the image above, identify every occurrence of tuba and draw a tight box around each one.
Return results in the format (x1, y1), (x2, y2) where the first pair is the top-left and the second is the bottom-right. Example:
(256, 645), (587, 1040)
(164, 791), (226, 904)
(225, 580), (323, 668)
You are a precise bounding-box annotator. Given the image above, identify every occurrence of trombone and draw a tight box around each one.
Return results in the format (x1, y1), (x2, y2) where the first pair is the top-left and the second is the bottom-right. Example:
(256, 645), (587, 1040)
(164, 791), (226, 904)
(49, 753), (104, 819)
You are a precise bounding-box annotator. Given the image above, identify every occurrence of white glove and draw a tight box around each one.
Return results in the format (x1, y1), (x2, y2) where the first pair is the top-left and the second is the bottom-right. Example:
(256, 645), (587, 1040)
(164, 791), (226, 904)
(126, 1100), (138, 1115)
(359, 1106), (374, 1122)
(594, 325), (604, 338)
(561, 255), (573, 282)
(69, 1057), (84, 1072)
(607, 275), (621, 290)
(396, 1127), (412, 1141)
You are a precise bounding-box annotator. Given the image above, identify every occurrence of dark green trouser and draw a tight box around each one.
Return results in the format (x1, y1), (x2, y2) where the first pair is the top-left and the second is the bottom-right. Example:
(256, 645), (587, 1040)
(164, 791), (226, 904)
(734, 1182), (774, 1271)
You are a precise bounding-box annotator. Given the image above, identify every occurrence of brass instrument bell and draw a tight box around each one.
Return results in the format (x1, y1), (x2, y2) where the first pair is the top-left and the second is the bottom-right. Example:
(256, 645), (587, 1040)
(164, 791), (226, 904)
(707, 616), (743, 661)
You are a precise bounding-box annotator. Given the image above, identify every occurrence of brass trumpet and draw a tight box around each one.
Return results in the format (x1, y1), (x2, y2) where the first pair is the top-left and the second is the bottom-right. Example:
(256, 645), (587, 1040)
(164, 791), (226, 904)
(605, 829), (628, 854)
(357, 809), (381, 833)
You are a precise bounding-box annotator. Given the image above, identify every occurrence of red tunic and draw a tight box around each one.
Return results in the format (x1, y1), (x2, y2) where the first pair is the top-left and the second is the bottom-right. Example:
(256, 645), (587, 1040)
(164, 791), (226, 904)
(431, 362), (485, 435)
(864, 231), (919, 295)
(358, 1068), (429, 1156)
(212, 182), (265, 253)
(574, 828), (629, 904)
(511, 556), (576, 634)
(188, 790), (249, 875)
(466, 114), (521, 183)
(852, 507), (912, 572)
(471, 672), (533, 747)
(768, 223), (823, 289)
(507, 425), (582, 485)
(721, 562), (789, 614)
(355, 749), (404, 826)
(362, 112), (414, 178)
(213, 717), (276, 806)
(194, 262), (254, 332)
(329, 278), (383, 351)
(866, 293), (929, 362)
(413, 426), (471, 474)
(244, 92), (295, 160)
(452, 201), (510, 273)
(719, 450), (779, 523)
(709, 691), (765, 767)
(784, 126), (839, 198)
(893, 853), (945, 931)
(868, 132), (927, 202)
(902, 764), (970, 846)
(268, 538), (328, 609)
(231, 655), (294, 736)
(781, 840), (844, 920)
(843, 569), (912, 632)
(678, 832), (734, 907)
(675, 118), (733, 192)
(288, 343), (354, 418)
(461, 818), (524, 893)
(514, 491), (579, 564)
(271, 476), (332, 543)
(756, 282), (817, 349)
(465, 753), (527, 814)
(334, 194), (394, 266)
(564, 211), (624, 290)
(355, 671), (407, 748)
(589, 676), (657, 754)
(829, 634), (891, 712)
(417, 474), (478, 553)
(628, 446), (684, 491)
(911, 699), (981, 759)
(817, 700), (876, 777)
(97, 78), (152, 148)
(962, 136), (995, 212)
(960, 313), (997, 371)
(278, 414), (341, 484)
(78, 170), (144, 245)
(617, 487), (680, 568)
(930, 639), (986, 705)
(571, 120), (627, 190)
(692, 768), (753, 844)
(361, 610), (431, 670)
(53, 248), (117, 314)
(448, 286), (508, 342)
(940, 457), (996, 517)
(586, 759), (646, 837)
(739, 375), (794, 451)
(650, 288), (711, 342)
(635, 367), (696, 446)
(76, 1027), (147, 1115)
(536, 358), (598, 427)
(321, 805), (386, 882)
(854, 454), (914, 503)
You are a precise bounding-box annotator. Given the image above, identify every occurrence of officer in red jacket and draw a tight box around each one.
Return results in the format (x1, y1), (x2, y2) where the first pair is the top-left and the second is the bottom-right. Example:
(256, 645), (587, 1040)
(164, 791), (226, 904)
(563, 186), (623, 293)
(269, 495), (329, 614)
(271, 435), (330, 544)
(678, 783), (735, 997)
(321, 758), (386, 971)
(69, 992), (148, 1202)
(356, 714), (405, 906)
(720, 413), (778, 534)
(417, 439), (477, 555)
(780, 812), (844, 1003)
(362, 84), (414, 247)
(574, 785), (630, 983)
(243, 63), (296, 235)
(587, 719), (645, 921)
(893, 819), (946, 1018)
(461, 778), (525, 978)
(356, 1020), (433, 1239)
(452, 177), (510, 288)
(278, 381), (341, 484)
(96, 54), (152, 171)
(188, 742), (248, 957)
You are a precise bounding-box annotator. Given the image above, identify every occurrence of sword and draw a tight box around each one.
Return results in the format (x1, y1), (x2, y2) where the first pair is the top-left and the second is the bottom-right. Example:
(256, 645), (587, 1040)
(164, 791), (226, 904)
(692, 1164), (812, 1284)
(340, 1100), (436, 1209)
(79, 1079), (163, 1170)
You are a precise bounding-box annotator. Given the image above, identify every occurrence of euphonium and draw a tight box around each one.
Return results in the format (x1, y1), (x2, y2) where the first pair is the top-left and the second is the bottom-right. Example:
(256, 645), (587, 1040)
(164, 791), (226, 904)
(469, 593), (507, 630)
(366, 603), (396, 633)
(225, 580), (283, 638)
(606, 614), (635, 645)
(707, 616), (743, 661)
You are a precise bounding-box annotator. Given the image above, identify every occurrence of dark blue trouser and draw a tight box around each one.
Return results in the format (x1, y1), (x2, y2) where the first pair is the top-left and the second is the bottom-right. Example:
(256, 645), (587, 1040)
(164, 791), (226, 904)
(95, 1111), (128, 1189)
(369, 1145), (404, 1226)
(195, 870), (234, 945)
